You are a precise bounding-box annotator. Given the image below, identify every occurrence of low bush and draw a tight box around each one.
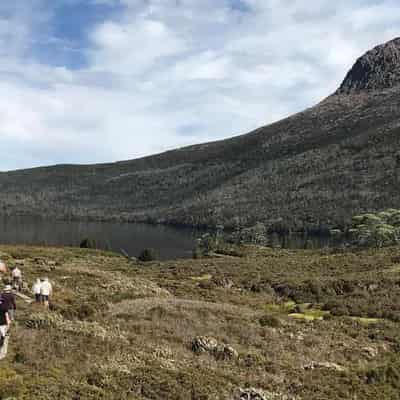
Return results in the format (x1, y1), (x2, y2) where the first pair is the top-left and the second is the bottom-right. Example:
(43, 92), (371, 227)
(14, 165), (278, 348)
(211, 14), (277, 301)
(80, 238), (98, 249)
(138, 248), (158, 262)
(259, 314), (282, 328)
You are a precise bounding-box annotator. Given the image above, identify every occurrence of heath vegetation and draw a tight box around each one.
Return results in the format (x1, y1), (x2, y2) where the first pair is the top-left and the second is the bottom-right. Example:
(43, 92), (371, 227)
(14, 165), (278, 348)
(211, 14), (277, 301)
(0, 243), (399, 399)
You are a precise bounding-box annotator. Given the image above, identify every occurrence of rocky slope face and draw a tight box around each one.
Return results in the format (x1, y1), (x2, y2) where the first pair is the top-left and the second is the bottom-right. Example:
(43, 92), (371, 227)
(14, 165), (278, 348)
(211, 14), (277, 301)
(1, 38), (400, 230)
(337, 37), (400, 93)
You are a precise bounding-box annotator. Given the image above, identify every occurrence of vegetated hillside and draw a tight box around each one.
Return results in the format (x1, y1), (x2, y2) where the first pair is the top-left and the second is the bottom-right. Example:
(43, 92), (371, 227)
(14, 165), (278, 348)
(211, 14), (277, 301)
(2, 38), (400, 230)
(1, 244), (400, 399)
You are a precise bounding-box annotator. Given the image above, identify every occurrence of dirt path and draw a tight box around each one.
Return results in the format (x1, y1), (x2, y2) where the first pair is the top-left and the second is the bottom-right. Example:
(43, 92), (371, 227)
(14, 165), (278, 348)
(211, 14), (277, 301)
(0, 292), (34, 360)
(0, 335), (9, 360)
(15, 292), (34, 304)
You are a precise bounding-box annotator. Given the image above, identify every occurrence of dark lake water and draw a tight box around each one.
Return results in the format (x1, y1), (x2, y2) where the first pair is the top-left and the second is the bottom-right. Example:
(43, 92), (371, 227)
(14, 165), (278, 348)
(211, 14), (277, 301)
(0, 217), (203, 260)
(0, 217), (336, 260)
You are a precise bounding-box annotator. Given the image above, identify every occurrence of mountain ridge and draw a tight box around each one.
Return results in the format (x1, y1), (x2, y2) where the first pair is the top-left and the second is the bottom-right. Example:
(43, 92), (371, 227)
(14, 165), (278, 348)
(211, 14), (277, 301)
(1, 38), (400, 230)
(337, 37), (400, 94)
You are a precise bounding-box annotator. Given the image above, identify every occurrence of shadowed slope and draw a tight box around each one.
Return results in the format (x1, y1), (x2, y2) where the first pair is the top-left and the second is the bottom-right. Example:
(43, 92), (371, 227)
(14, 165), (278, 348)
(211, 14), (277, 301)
(1, 39), (400, 229)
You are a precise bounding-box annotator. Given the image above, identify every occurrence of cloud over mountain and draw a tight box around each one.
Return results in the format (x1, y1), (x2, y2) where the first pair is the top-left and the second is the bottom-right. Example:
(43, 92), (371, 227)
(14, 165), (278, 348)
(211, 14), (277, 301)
(0, 0), (399, 170)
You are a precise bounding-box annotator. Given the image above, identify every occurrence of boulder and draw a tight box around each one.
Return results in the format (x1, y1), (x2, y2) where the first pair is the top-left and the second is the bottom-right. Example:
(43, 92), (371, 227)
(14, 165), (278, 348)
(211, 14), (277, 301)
(191, 336), (238, 360)
(191, 336), (219, 354)
(215, 344), (239, 360)
(233, 388), (271, 400)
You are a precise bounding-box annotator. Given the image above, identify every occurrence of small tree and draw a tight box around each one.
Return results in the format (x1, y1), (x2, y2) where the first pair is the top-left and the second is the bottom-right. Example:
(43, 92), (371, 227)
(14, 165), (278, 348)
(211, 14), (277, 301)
(229, 222), (267, 245)
(349, 209), (400, 248)
(138, 248), (158, 262)
(194, 233), (218, 257)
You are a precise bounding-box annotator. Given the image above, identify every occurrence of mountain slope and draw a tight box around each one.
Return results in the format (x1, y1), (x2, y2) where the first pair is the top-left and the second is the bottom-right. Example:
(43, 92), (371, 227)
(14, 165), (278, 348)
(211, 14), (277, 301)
(2, 38), (400, 230)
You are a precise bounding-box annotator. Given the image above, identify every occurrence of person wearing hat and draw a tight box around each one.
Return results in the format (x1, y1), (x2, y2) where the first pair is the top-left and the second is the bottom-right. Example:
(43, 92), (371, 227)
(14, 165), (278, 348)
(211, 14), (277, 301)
(40, 278), (52, 308)
(11, 266), (22, 292)
(1, 285), (16, 321)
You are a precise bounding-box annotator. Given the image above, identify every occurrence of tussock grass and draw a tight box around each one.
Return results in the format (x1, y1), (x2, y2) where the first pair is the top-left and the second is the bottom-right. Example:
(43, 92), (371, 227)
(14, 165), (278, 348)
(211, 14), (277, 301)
(0, 245), (399, 399)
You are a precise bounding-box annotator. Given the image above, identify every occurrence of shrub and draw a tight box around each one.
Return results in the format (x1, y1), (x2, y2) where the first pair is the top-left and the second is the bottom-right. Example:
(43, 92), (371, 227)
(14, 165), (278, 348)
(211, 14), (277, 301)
(348, 209), (400, 248)
(233, 222), (267, 245)
(138, 248), (158, 262)
(193, 231), (223, 257)
(259, 315), (282, 328)
(80, 238), (98, 249)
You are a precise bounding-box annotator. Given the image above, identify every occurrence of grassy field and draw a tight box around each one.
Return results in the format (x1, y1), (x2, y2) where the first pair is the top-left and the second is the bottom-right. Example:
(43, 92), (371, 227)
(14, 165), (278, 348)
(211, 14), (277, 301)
(0, 244), (399, 399)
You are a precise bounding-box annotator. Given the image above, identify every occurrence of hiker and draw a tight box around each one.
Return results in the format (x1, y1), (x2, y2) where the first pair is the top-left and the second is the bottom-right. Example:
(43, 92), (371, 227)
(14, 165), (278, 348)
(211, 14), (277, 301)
(40, 278), (52, 308)
(0, 261), (8, 275)
(32, 278), (42, 303)
(11, 266), (22, 291)
(0, 296), (11, 359)
(1, 285), (16, 321)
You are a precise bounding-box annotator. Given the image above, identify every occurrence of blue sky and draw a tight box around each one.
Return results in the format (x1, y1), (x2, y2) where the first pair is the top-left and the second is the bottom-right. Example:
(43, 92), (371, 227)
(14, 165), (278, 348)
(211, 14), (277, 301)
(0, 0), (399, 170)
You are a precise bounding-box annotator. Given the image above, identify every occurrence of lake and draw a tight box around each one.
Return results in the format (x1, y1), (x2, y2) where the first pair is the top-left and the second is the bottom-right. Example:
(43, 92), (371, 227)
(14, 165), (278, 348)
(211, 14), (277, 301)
(0, 216), (203, 260)
(0, 217), (336, 260)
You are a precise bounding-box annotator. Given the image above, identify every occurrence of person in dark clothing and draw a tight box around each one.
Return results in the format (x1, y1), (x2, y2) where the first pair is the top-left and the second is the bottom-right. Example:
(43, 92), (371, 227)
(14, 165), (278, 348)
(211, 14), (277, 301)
(0, 298), (10, 358)
(0, 301), (9, 326)
(1, 285), (16, 321)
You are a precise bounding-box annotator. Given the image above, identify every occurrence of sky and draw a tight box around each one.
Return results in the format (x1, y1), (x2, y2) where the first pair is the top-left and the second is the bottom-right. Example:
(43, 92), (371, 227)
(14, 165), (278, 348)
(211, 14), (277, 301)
(0, 0), (399, 170)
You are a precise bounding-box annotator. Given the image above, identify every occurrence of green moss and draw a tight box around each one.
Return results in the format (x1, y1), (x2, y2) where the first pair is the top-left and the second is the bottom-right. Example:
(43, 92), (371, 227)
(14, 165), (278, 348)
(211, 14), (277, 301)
(288, 313), (318, 321)
(288, 309), (330, 321)
(265, 301), (296, 314)
(349, 316), (382, 325)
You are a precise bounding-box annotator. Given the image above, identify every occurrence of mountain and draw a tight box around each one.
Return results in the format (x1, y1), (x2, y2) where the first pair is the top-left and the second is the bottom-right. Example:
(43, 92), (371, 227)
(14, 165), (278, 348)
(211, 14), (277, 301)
(2, 38), (400, 231)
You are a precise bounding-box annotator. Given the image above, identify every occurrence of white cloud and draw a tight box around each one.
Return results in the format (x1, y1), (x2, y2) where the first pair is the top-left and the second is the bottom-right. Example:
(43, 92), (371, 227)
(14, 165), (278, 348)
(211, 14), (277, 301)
(0, 0), (399, 170)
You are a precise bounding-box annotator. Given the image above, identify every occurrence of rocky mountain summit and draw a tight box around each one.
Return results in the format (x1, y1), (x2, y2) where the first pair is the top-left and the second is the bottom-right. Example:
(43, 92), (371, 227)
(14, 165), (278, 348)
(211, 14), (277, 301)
(337, 37), (400, 93)
(1, 38), (400, 230)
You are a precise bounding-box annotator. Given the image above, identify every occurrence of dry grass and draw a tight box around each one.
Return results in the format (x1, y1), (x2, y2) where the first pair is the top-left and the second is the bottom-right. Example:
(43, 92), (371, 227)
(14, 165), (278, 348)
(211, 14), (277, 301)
(0, 244), (399, 399)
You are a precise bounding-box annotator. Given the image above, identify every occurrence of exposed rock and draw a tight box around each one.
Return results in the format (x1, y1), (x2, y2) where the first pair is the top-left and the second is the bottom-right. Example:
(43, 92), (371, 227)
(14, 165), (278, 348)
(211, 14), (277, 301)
(303, 361), (346, 372)
(234, 388), (269, 400)
(25, 317), (51, 330)
(215, 344), (239, 360)
(191, 336), (238, 360)
(233, 388), (294, 400)
(191, 336), (219, 354)
(362, 346), (379, 359)
(338, 37), (400, 94)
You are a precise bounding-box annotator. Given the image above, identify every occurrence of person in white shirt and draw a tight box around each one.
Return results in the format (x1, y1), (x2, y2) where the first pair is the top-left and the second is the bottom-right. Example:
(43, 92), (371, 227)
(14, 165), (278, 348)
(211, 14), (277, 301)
(40, 278), (52, 308)
(11, 267), (22, 291)
(32, 279), (42, 304)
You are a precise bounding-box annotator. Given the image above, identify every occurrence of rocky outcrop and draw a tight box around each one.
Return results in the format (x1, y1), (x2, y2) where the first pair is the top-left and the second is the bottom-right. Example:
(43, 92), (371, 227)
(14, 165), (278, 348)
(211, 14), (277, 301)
(191, 336), (239, 360)
(234, 388), (269, 400)
(337, 38), (400, 93)
(303, 361), (346, 372)
(233, 388), (295, 400)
